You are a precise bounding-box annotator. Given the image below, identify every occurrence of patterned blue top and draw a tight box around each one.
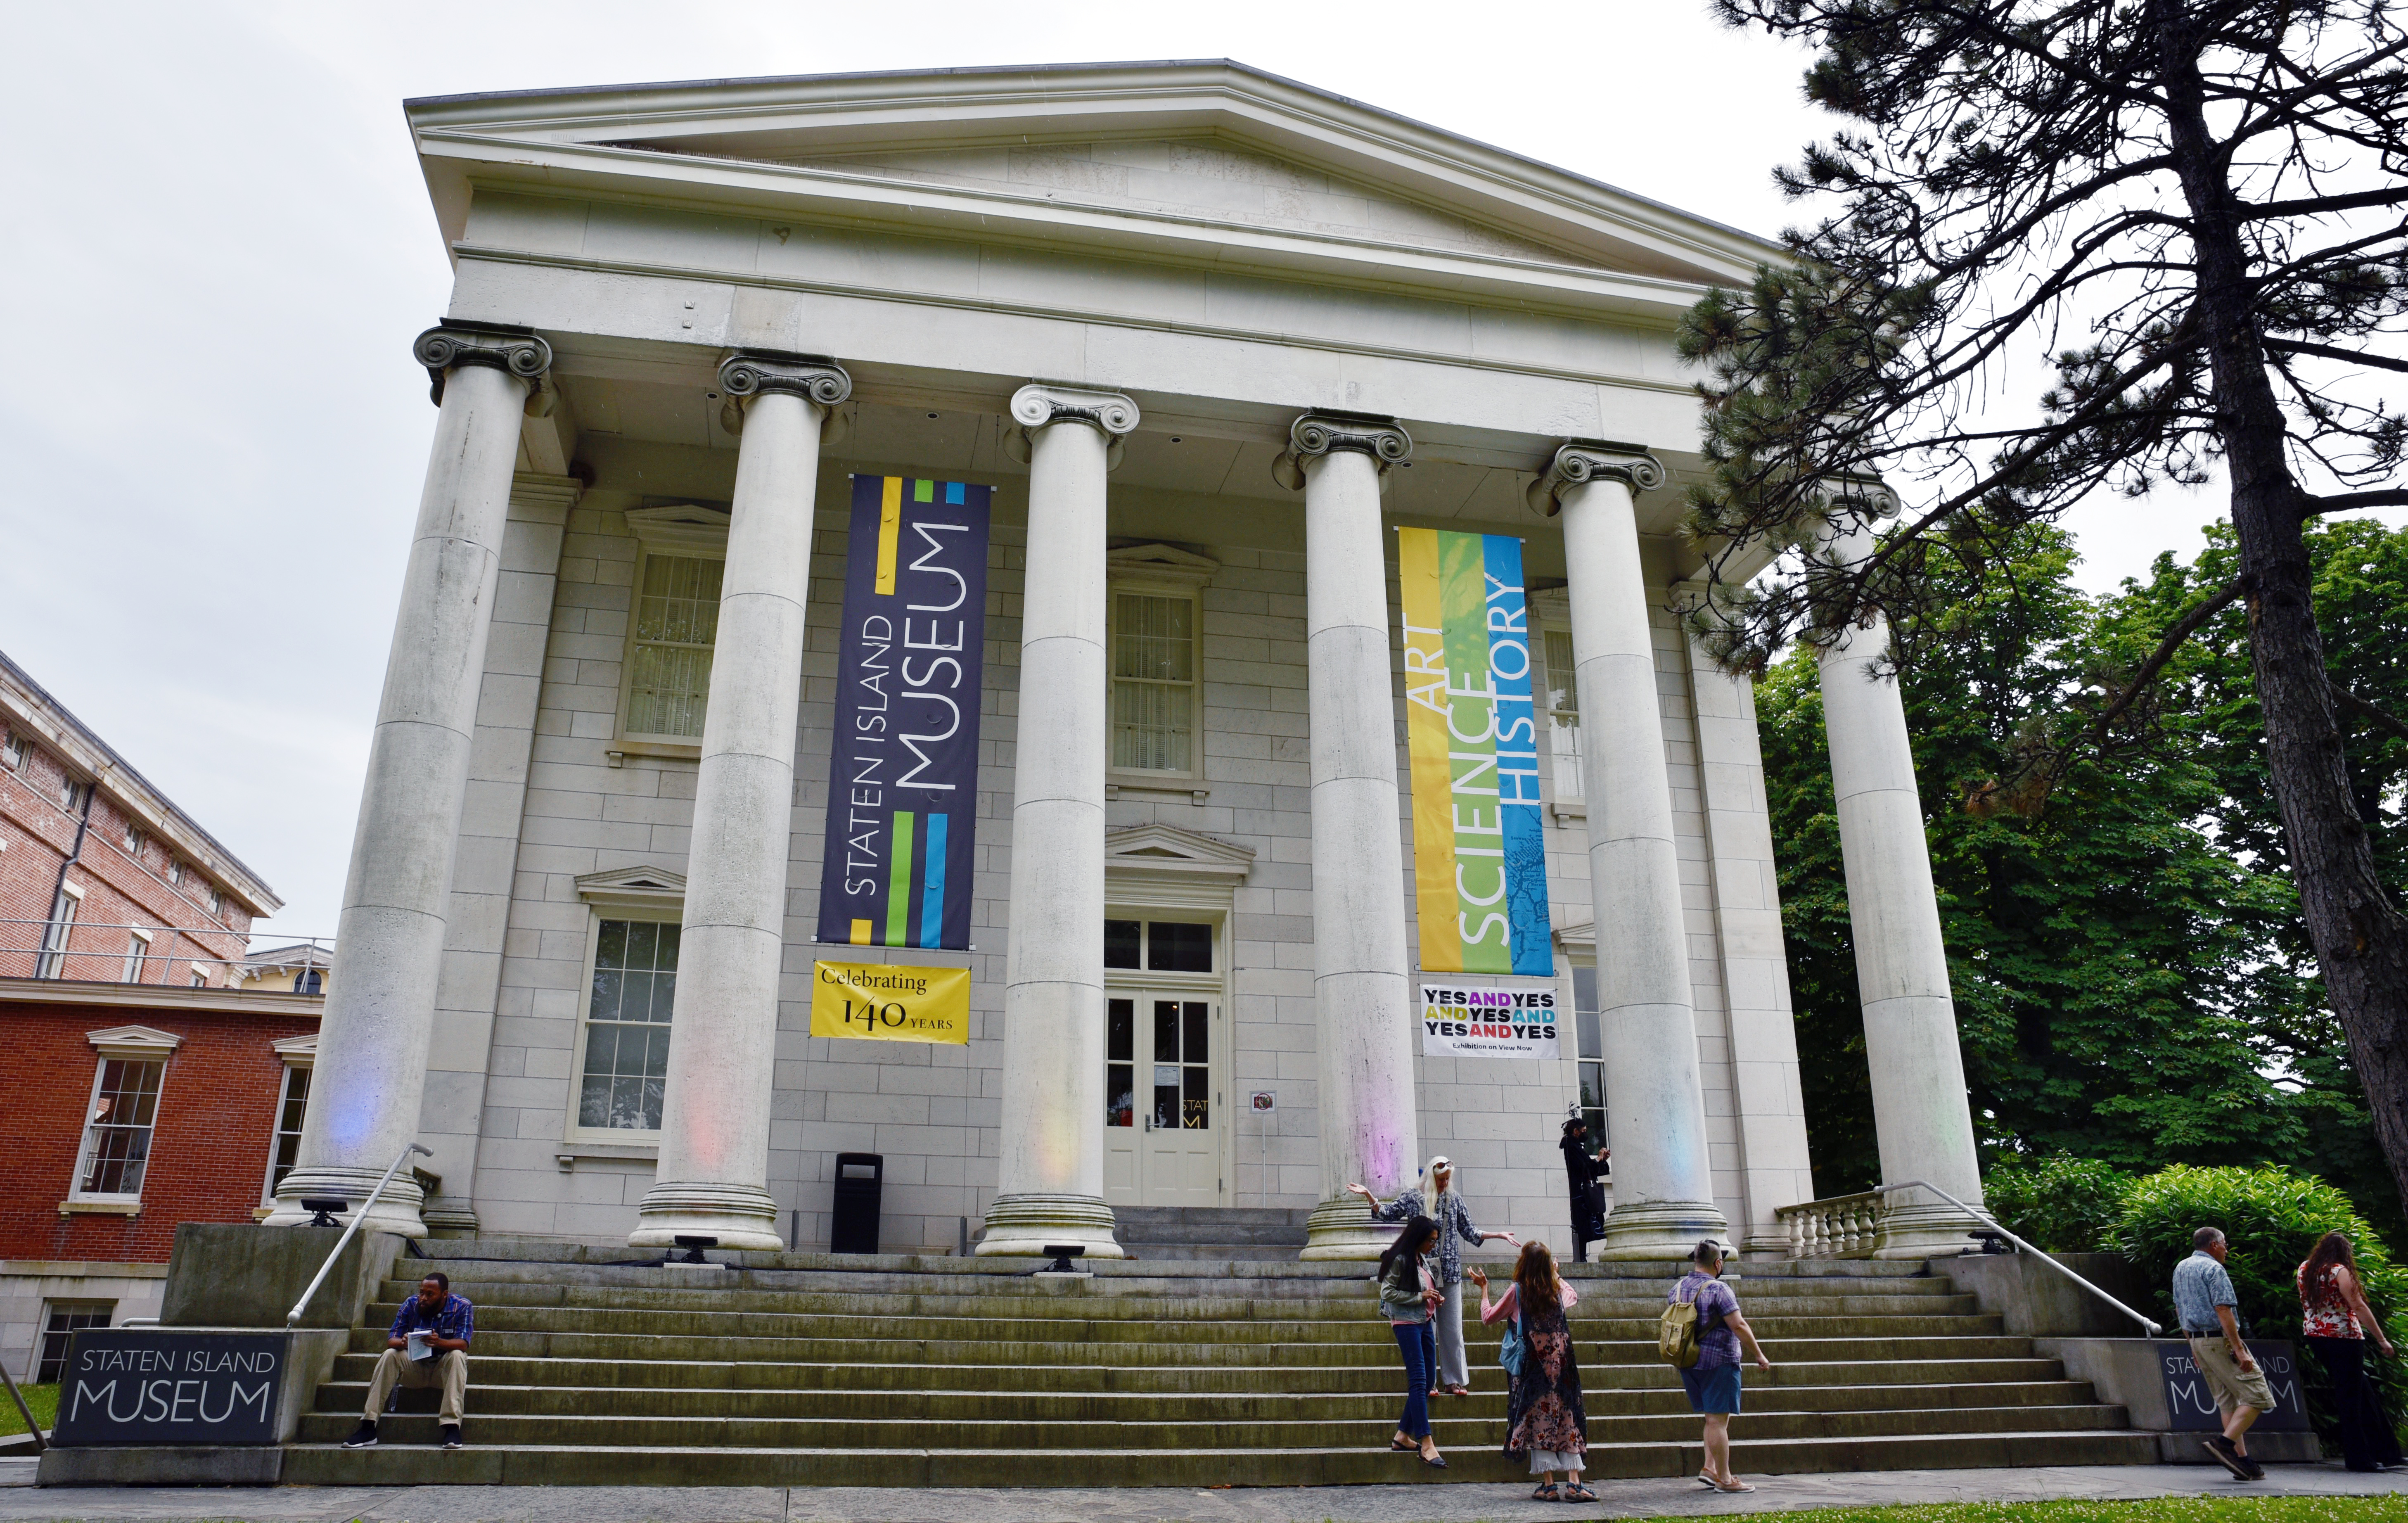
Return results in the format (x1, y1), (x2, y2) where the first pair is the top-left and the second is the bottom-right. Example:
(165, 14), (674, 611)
(1673, 1271), (1742, 1370)
(1371, 1189), (1485, 1286)
(2173, 1250), (2240, 1336)
(388, 1292), (475, 1345)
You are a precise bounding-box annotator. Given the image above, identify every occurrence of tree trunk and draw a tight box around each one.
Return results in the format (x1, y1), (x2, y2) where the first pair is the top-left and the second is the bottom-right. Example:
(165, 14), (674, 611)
(2156, 0), (2408, 1212)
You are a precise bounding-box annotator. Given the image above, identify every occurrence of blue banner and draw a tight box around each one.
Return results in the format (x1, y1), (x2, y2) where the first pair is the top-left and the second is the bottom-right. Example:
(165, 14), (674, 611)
(815, 474), (990, 950)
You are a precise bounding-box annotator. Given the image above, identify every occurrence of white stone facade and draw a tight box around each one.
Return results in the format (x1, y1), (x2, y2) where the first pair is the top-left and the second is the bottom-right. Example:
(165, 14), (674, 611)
(270, 62), (1976, 1260)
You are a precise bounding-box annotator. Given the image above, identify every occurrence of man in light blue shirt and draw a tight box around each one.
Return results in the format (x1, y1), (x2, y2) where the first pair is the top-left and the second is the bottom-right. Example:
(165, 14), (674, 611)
(2173, 1226), (2271, 1479)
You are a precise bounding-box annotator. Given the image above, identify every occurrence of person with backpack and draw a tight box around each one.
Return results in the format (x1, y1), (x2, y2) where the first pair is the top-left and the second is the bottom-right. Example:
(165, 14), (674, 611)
(1473, 1242), (1592, 1501)
(1375, 1215), (1447, 1468)
(1666, 1240), (1771, 1493)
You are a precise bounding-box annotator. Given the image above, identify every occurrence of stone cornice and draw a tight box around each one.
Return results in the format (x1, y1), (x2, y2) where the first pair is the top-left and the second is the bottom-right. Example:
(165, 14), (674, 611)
(0, 977), (323, 1017)
(1526, 440), (1665, 517)
(717, 351), (852, 411)
(1271, 412), (1411, 489)
(1010, 384), (1140, 438)
(414, 320), (553, 406)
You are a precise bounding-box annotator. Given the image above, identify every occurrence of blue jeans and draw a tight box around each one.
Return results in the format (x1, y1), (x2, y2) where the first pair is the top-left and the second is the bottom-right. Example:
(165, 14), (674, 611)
(1392, 1321), (1437, 1438)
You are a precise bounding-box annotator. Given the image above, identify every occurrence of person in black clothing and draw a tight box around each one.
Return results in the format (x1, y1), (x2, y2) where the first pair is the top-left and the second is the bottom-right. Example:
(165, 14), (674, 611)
(1561, 1118), (1610, 1262)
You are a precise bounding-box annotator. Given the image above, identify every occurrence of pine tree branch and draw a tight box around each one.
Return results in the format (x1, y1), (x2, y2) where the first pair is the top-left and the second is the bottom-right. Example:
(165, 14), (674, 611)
(2263, 339), (2408, 375)
(2337, 688), (2408, 747)
(2308, 490), (2408, 513)
(2090, 577), (2245, 740)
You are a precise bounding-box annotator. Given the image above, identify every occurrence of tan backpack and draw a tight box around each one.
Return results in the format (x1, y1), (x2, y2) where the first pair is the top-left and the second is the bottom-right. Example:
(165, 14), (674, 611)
(1658, 1282), (1703, 1369)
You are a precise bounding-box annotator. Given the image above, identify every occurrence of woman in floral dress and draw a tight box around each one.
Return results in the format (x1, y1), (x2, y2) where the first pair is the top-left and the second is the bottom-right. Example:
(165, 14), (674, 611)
(1474, 1241), (1592, 1502)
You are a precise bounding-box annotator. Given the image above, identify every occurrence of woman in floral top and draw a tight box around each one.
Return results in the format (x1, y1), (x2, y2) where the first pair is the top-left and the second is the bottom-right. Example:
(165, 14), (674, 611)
(2297, 1231), (2401, 1472)
(1348, 1156), (1518, 1395)
(1475, 1242), (1590, 1501)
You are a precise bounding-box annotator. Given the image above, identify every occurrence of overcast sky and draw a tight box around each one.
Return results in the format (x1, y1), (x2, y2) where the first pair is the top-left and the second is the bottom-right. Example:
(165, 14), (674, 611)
(0, 2), (2381, 938)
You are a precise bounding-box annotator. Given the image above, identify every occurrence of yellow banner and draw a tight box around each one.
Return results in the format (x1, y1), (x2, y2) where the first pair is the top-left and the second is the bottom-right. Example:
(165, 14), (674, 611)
(809, 960), (970, 1045)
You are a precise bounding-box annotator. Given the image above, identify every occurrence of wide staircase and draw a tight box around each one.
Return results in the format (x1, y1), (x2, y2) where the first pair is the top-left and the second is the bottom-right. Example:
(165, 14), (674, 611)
(283, 1232), (2157, 1487)
(1116, 1206), (1311, 1262)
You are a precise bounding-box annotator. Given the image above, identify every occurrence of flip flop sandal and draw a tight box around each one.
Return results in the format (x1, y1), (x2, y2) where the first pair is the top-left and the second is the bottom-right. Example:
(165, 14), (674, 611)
(1561, 1484), (1599, 1502)
(1531, 1484), (1561, 1501)
(1714, 1480), (1758, 1494)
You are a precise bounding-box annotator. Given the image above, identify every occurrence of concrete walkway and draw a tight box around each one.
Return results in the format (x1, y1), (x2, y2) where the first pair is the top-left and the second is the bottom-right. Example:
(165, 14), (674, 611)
(0, 1463), (2399, 1523)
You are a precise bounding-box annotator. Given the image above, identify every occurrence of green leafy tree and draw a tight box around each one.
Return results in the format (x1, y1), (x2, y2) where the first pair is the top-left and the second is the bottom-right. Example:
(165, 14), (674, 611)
(1685, 0), (2408, 1210)
(1984, 1154), (2135, 1253)
(1763, 525), (2312, 1193)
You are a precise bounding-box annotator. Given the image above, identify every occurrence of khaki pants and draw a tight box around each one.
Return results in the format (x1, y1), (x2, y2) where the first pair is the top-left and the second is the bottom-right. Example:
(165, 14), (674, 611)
(2188, 1334), (2274, 1418)
(364, 1347), (467, 1425)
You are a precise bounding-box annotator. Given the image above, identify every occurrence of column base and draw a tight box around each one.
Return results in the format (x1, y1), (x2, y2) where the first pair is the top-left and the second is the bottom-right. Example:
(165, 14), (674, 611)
(1596, 1198), (1731, 1260)
(974, 1193), (1124, 1259)
(629, 1181), (784, 1251)
(1874, 1196), (1987, 1259)
(1300, 1196), (1399, 1260)
(263, 1166), (428, 1239)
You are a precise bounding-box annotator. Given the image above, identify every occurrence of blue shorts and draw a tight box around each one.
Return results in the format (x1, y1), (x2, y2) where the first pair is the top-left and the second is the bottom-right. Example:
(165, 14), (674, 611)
(1680, 1361), (1743, 1414)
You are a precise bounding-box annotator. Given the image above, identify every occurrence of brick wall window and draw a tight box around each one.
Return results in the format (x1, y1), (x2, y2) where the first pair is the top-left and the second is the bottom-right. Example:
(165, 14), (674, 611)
(59, 775), (90, 814)
(2, 730), (25, 771)
(572, 917), (679, 1134)
(121, 821), (144, 856)
(264, 1062), (310, 1202)
(166, 860), (185, 888)
(74, 1057), (165, 1199)
(37, 885), (81, 979)
(121, 929), (151, 984)
(37, 1302), (112, 1383)
(622, 551), (723, 742)
(206, 886), (223, 917)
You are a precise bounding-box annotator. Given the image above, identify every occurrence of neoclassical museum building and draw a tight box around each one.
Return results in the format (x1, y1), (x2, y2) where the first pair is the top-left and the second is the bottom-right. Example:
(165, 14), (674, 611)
(267, 61), (1984, 1262)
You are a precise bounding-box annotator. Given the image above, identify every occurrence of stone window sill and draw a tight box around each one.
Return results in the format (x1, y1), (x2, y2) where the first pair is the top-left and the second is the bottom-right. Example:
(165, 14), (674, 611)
(1107, 775), (1209, 802)
(1550, 799), (1588, 823)
(604, 739), (702, 769)
(59, 1199), (142, 1216)
(556, 1141), (662, 1172)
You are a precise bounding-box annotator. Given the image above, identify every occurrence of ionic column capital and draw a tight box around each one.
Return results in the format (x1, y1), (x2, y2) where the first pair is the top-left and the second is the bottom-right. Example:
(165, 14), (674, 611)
(1526, 440), (1664, 517)
(413, 321), (553, 407)
(1010, 383), (1140, 436)
(717, 351), (853, 410)
(1271, 412), (1411, 489)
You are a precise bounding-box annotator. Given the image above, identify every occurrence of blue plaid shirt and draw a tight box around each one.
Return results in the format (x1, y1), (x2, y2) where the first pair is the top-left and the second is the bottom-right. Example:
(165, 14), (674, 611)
(2172, 1251), (2239, 1336)
(388, 1292), (474, 1345)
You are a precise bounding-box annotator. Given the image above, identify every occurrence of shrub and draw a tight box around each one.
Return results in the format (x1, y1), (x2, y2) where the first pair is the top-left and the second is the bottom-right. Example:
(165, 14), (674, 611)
(2114, 1163), (2408, 1442)
(1984, 1154), (2134, 1252)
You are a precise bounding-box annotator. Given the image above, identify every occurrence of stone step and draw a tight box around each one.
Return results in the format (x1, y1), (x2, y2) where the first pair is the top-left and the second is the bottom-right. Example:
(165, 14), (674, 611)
(324, 1378), (2106, 1422)
(361, 1303), (2006, 1344)
(280, 1426), (2163, 1487)
(297, 1398), (2132, 1451)
(329, 1352), (2077, 1395)
(379, 1330), (2042, 1366)
(380, 1282), (1974, 1311)
(1114, 1207), (1315, 1228)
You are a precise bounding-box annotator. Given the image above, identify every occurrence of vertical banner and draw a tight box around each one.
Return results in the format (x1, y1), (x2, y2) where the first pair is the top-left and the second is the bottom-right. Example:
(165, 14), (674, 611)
(1398, 527), (1552, 976)
(815, 475), (991, 950)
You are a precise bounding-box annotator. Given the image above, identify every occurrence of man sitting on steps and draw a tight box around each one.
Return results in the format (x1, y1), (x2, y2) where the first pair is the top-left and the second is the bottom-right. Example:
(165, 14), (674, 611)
(344, 1270), (474, 1451)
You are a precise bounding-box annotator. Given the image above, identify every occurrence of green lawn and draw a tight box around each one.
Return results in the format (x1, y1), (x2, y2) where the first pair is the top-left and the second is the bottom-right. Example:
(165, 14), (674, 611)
(0, 1383), (57, 1437)
(1710, 1502), (2406, 1523)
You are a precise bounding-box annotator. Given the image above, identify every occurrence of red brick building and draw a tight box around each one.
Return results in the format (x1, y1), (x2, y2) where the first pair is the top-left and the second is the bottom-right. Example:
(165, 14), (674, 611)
(0, 650), (323, 1382)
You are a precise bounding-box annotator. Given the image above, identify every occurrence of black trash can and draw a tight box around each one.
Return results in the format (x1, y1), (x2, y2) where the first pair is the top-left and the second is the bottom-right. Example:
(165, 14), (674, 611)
(829, 1153), (882, 1254)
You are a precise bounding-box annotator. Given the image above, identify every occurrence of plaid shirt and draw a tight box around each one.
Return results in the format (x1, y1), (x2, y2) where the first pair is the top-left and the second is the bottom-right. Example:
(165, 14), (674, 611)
(388, 1292), (474, 1345)
(1371, 1189), (1484, 1285)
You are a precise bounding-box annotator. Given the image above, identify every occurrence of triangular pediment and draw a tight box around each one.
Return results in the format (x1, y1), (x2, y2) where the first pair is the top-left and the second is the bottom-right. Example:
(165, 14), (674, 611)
(1108, 542), (1220, 587)
(577, 864), (689, 911)
(407, 62), (1777, 304)
(86, 1024), (183, 1058)
(1104, 823), (1256, 879)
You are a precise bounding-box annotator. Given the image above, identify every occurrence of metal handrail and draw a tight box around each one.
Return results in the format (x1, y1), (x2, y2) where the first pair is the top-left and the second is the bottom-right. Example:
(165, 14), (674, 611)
(285, 1142), (433, 1328)
(1879, 1178), (2162, 1337)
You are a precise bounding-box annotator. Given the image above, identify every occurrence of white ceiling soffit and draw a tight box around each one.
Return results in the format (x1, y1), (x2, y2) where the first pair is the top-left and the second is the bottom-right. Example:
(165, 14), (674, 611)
(405, 62), (1780, 314)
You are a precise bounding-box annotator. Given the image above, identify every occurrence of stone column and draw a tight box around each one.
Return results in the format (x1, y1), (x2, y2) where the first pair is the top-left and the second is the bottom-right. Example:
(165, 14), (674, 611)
(977, 384), (1138, 1259)
(1815, 494), (1984, 1255)
(631, 353), (851, 1250)
(1536, 443), (1728, 1257)
(268, 323), (552, 1236)
(1279, 415), (1421, 1261)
